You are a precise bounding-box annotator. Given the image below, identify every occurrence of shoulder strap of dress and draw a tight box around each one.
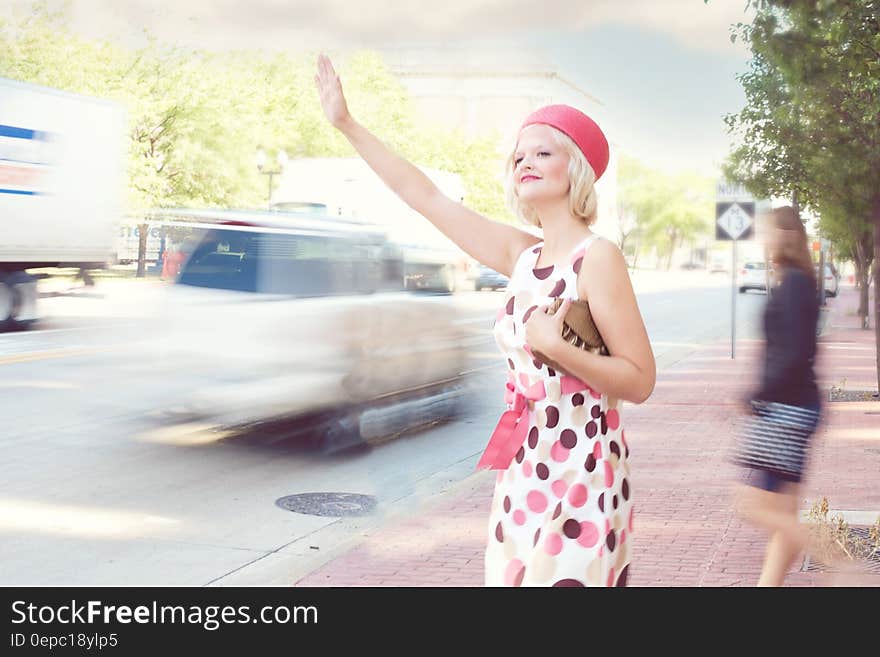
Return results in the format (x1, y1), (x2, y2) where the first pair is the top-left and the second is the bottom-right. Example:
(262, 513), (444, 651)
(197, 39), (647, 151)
(578, 233), (602, 253)
(570, 233), (602, 265)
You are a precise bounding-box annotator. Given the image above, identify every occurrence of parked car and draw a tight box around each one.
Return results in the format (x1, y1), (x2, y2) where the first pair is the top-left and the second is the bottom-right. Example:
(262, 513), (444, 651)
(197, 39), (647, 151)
(816, 263), (839, 297)
(474, 264), (509, 291)
(151, 209), (467, 447)
(738, 261), (769, 293)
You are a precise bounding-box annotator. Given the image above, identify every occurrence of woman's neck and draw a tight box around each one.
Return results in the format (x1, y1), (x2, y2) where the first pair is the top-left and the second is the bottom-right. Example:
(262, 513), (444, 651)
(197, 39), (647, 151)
(534, 212), (593, 268)
(539, 212), (592, 254)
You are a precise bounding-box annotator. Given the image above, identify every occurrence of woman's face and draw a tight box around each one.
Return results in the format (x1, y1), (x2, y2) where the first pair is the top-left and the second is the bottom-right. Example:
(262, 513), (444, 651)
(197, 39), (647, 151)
(512, 124), (571, 207)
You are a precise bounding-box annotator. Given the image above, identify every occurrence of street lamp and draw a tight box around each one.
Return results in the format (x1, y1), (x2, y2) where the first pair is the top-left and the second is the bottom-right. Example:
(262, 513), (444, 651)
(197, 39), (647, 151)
(256, 147), (288, 209)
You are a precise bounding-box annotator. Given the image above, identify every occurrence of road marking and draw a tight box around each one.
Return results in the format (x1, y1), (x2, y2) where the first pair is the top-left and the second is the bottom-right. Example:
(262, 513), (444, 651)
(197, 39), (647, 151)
(0, 346), (112, 366)
(136, 421), (230, 446)
(0, 380), (79, 390)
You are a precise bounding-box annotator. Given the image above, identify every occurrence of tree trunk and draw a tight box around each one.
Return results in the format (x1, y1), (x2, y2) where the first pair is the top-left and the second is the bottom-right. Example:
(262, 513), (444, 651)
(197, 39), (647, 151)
(136, 222), (149, 278)
(873, 194), (880, 394)
(854, 236), (871, 328)
(665, 229), (678, 271)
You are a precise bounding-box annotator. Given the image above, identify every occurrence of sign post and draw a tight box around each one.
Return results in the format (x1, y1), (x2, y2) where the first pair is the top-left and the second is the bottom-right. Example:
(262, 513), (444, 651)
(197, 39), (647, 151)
(716, 181), (755, 359)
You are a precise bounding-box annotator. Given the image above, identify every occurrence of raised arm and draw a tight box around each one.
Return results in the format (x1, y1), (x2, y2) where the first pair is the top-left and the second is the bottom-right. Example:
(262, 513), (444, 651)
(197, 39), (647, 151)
(315, 54), (537, 277)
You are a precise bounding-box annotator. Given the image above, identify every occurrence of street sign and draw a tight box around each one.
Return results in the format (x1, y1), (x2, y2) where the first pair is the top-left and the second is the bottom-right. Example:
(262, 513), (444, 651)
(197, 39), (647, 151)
(715, 179), (757, 361)
(716, 180), (753, 201)
(715, 201), (755, 240)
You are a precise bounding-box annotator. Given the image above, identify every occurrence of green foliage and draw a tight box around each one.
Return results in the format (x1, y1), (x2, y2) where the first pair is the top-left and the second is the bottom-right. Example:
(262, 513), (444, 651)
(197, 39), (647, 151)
(724, 0), (879, 255)
(618, 155), (714, 268)
(724, 0), (880, 384)
(0, 6), (508, 221)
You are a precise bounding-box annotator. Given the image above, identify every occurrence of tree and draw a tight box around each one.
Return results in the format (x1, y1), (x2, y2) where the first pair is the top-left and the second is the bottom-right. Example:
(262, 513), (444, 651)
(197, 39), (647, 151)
(2, 7), (511, 277)
(817, 198), (874, 328)
(617, 155), (714, 270)
(723, 0), (880, 393)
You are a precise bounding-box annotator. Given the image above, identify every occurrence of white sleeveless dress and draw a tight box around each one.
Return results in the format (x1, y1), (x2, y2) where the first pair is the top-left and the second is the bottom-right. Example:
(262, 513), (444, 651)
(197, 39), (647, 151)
(483, 234), (633, 587)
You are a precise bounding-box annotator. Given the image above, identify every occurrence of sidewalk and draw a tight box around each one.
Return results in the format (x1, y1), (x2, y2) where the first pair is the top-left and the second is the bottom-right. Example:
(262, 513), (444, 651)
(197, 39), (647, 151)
(295, 285), (879, 587)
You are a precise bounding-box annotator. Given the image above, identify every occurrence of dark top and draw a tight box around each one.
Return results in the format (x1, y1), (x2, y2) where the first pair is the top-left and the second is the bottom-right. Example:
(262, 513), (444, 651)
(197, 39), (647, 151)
(754, 267), (820, 409)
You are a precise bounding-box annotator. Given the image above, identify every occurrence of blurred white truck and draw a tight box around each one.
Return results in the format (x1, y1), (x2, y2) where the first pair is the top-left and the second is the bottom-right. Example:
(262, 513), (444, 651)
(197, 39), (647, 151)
(0, 77), (125, 330)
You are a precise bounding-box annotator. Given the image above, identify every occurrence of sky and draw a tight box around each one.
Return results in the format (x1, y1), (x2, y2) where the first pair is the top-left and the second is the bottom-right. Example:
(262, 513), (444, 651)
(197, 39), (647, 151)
(4, 0), (756, 175)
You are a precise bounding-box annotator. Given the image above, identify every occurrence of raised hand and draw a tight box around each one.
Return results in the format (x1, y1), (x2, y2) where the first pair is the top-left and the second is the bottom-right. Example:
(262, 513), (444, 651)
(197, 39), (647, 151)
(315, 54), (351, 130)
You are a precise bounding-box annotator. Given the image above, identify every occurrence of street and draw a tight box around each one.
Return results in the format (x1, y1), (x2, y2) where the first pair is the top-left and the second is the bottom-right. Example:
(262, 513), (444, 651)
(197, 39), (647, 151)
(0, 271), (767, 585)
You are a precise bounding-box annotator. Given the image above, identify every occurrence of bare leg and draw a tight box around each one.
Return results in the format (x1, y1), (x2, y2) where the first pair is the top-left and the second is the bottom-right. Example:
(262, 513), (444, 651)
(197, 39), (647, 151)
(735, 482), (805, 586)
(757, 528), (805, 586)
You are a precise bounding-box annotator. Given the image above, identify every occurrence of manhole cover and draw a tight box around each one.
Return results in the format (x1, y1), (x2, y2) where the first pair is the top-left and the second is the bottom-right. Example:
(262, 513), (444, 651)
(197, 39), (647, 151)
(275, 492), (378, 517)
(802, 527), (880, 574)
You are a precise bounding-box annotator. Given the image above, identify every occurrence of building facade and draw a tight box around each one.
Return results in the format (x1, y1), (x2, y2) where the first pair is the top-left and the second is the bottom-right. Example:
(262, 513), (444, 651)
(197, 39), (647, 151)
(383, 46), (622, 246)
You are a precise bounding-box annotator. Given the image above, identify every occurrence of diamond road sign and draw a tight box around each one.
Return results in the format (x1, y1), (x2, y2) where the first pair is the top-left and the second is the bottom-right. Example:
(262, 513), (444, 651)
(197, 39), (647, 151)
(716, 201), (754, 240)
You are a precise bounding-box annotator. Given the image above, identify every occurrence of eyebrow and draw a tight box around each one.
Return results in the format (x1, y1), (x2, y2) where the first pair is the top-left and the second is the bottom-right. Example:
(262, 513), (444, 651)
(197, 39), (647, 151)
(514, 144), (549, 155)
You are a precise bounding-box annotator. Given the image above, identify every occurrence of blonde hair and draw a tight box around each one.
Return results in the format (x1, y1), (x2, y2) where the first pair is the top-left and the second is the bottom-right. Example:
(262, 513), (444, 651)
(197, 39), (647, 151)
(504, 127), (599, 228)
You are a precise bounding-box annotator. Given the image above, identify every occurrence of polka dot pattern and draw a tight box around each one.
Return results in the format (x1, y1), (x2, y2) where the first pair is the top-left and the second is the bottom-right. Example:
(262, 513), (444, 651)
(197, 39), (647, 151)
(560, 429), (578, 449)
(577, 521), (600, 548)
(584, 453), (597, 472)
(563, 519), (581, 538)
(545, 532), (563, 556)
(553, 578), (584, 587)
(485, 233), (632, 587)
(532, 265), (555, 280)
(506, 296), (516, 315)
(527, 490), (548, 513)
(551, 479), (568, 498)
(606, 409), (620, 430)
(546, 406), (560, 429)
(567, 483), (588, 508)
(551, 440), (570, 463)
(505, 559), (525, 587)
(528, 426), (539, 449)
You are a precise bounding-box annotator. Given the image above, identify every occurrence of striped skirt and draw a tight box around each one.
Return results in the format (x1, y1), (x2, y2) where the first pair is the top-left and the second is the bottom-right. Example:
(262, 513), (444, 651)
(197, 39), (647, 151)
(732, 401), (821, 482)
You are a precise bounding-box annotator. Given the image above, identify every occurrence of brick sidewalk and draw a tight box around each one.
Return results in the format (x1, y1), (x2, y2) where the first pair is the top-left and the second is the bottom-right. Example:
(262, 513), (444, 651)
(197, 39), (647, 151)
(295, 285), (879, 587)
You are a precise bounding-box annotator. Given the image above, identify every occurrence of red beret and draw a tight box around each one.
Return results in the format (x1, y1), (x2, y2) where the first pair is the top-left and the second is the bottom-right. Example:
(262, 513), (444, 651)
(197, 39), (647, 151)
(521, 105), (610, 181)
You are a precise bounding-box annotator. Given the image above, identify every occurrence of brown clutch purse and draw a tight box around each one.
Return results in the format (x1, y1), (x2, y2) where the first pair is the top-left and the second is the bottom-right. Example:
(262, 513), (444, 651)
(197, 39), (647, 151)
(531, 297), (608, 373)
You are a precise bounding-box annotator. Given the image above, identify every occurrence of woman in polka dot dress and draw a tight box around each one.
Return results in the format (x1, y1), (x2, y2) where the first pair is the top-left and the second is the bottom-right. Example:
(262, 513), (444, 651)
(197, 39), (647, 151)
(316, 55), (655, 587)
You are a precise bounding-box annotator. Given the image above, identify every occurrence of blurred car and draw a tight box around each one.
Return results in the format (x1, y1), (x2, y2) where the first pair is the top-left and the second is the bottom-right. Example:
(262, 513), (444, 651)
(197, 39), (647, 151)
(152, 209), (467, 445)
(474, 264), (509, 291)
(816, 263), (839, 297)
(738, 261), (769, 293)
